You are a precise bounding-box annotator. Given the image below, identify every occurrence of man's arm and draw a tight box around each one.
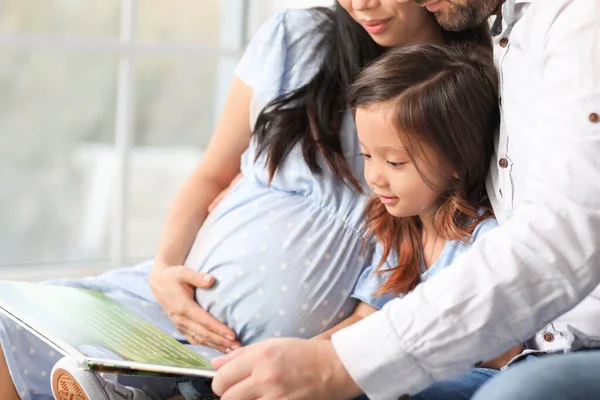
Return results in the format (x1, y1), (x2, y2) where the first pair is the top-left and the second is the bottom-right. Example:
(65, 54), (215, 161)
(332, 2), (600, 398)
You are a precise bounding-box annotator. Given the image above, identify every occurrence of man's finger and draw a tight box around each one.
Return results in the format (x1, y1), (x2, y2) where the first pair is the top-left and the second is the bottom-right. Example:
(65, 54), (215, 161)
(219, 375), (262, 400)
(212, 345), (249, 369)
(211, 348), (253, 396)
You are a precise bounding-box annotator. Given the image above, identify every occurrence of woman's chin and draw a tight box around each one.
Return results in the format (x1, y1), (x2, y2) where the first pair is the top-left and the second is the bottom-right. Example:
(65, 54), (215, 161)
(370, 36), (400, 48)
(384, 205), (404, 217)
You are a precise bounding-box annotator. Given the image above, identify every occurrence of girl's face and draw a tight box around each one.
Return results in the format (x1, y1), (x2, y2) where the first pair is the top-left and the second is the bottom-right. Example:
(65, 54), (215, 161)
(338, 0), (440, 47)
(356, 104), (452, 219)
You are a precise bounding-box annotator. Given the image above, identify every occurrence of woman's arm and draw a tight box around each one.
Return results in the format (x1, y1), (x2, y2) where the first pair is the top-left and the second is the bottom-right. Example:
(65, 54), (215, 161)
(314, 302), (378, 340)
(154, 77), (253, 267)
(477, 344), (524, 370)
(149, 77), (253, 353)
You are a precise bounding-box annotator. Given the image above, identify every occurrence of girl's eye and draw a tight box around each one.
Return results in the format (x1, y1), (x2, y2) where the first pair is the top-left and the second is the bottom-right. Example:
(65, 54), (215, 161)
(359, 152), (371, 159)
(388, 161), (406, 168)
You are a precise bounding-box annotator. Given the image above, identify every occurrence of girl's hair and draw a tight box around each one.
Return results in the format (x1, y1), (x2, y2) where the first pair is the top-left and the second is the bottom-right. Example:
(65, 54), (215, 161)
(253, 4), (492, 191)
(348, 44), (500, 295)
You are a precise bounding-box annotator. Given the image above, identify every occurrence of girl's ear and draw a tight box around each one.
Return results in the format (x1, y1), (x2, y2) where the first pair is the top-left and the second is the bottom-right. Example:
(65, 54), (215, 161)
(452, 171), (459, 180)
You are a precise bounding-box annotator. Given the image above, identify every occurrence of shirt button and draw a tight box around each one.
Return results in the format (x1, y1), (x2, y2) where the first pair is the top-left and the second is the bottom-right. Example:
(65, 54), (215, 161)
(590, 112), (599, 123)
(499, 37), (509, 48)
(498, 158), (509, 168)
(543, 332), (554, 342)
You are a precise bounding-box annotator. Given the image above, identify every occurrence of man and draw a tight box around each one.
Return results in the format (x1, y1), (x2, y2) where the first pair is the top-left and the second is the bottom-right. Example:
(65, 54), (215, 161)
(211, 1), (600, 399)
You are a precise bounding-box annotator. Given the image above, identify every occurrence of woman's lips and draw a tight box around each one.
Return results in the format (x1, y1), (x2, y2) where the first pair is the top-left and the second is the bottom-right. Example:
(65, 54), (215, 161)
(378, 195), (399, 205)
(360, 18), (392, 34)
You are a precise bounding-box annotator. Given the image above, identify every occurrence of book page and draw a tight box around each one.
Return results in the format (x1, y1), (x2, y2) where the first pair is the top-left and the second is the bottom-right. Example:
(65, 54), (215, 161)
(0, 281), (212, 371)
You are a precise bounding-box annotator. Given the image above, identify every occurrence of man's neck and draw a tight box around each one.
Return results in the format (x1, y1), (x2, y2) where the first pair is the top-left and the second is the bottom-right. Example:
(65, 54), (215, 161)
(495, 0), (507, 15)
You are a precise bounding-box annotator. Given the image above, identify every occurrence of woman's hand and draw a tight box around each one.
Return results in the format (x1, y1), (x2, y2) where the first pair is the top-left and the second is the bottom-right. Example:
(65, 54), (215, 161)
(478, 343), (524, 370)
(207, 173), (242, 214)
(149, 262), (241, 353)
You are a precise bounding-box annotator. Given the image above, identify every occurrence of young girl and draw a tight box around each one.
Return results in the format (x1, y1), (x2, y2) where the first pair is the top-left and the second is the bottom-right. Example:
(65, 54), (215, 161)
(311, 43), (516, 399)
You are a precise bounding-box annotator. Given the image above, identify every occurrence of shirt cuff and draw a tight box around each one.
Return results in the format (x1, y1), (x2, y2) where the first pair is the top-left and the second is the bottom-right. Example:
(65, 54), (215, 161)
(331, 308), (432, 400)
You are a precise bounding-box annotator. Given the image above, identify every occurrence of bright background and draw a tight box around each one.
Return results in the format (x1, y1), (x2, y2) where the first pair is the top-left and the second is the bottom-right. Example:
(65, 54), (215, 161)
(1, 0), (333, 280)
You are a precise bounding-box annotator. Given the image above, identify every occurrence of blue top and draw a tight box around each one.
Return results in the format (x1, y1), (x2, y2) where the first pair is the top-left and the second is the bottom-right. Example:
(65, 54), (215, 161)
(352, 218), (499, 309)
(183, 9), (372, 344)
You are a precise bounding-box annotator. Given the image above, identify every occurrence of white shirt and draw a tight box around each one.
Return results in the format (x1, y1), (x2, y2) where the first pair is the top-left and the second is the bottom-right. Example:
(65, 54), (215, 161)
(331, 1), (600, 399)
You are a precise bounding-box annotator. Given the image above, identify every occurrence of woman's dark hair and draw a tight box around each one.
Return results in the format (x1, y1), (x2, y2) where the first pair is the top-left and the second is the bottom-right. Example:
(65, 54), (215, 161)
(348, 44), (500, 295)
(253, 3), (492, 191)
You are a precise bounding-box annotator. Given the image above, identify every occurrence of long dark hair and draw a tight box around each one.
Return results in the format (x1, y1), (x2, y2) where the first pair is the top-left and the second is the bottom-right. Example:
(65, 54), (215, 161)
(253, 4), (492, 191)
(348, 44), (500, 295)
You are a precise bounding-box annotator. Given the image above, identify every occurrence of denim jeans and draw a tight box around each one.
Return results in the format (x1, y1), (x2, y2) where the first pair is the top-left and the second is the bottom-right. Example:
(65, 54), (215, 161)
(472, 350), (600, 400)
(354, 367), (498, 400)
(177, 378), (217, 400)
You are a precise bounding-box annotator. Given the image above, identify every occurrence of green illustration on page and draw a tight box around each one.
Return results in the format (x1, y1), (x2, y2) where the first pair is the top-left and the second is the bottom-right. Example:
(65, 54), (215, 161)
(0, 281), (212, 371)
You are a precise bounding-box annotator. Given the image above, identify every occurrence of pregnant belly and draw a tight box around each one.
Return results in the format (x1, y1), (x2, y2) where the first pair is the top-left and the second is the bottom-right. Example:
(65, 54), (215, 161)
(185, 189), (366, 344)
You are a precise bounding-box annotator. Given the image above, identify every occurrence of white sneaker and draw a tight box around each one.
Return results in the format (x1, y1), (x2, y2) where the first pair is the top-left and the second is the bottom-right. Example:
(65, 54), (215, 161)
(51, 357), (152, 400)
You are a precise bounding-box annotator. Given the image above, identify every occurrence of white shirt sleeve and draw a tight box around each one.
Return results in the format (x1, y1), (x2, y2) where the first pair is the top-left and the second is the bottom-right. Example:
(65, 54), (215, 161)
(331, 2), (600, 399)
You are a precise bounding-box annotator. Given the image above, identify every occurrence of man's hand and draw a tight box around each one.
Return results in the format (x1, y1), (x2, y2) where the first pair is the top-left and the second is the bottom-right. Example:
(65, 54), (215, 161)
(211, 338), (363, 400)
(149, 263), (240, 353)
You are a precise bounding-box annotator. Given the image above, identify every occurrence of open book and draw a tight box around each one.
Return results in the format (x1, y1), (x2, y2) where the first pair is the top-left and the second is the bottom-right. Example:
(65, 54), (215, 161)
(0, 280), (216, 378)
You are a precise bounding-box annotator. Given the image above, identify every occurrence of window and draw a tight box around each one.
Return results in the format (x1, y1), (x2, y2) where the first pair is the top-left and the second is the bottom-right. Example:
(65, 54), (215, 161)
(0, 0), (248, 279)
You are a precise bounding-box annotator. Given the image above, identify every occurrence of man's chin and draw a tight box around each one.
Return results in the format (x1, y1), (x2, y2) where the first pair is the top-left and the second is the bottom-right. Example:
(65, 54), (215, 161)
(429, 0), (502, 32)
(432, 9), (473, 32)
(434, 15), (470, 31)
